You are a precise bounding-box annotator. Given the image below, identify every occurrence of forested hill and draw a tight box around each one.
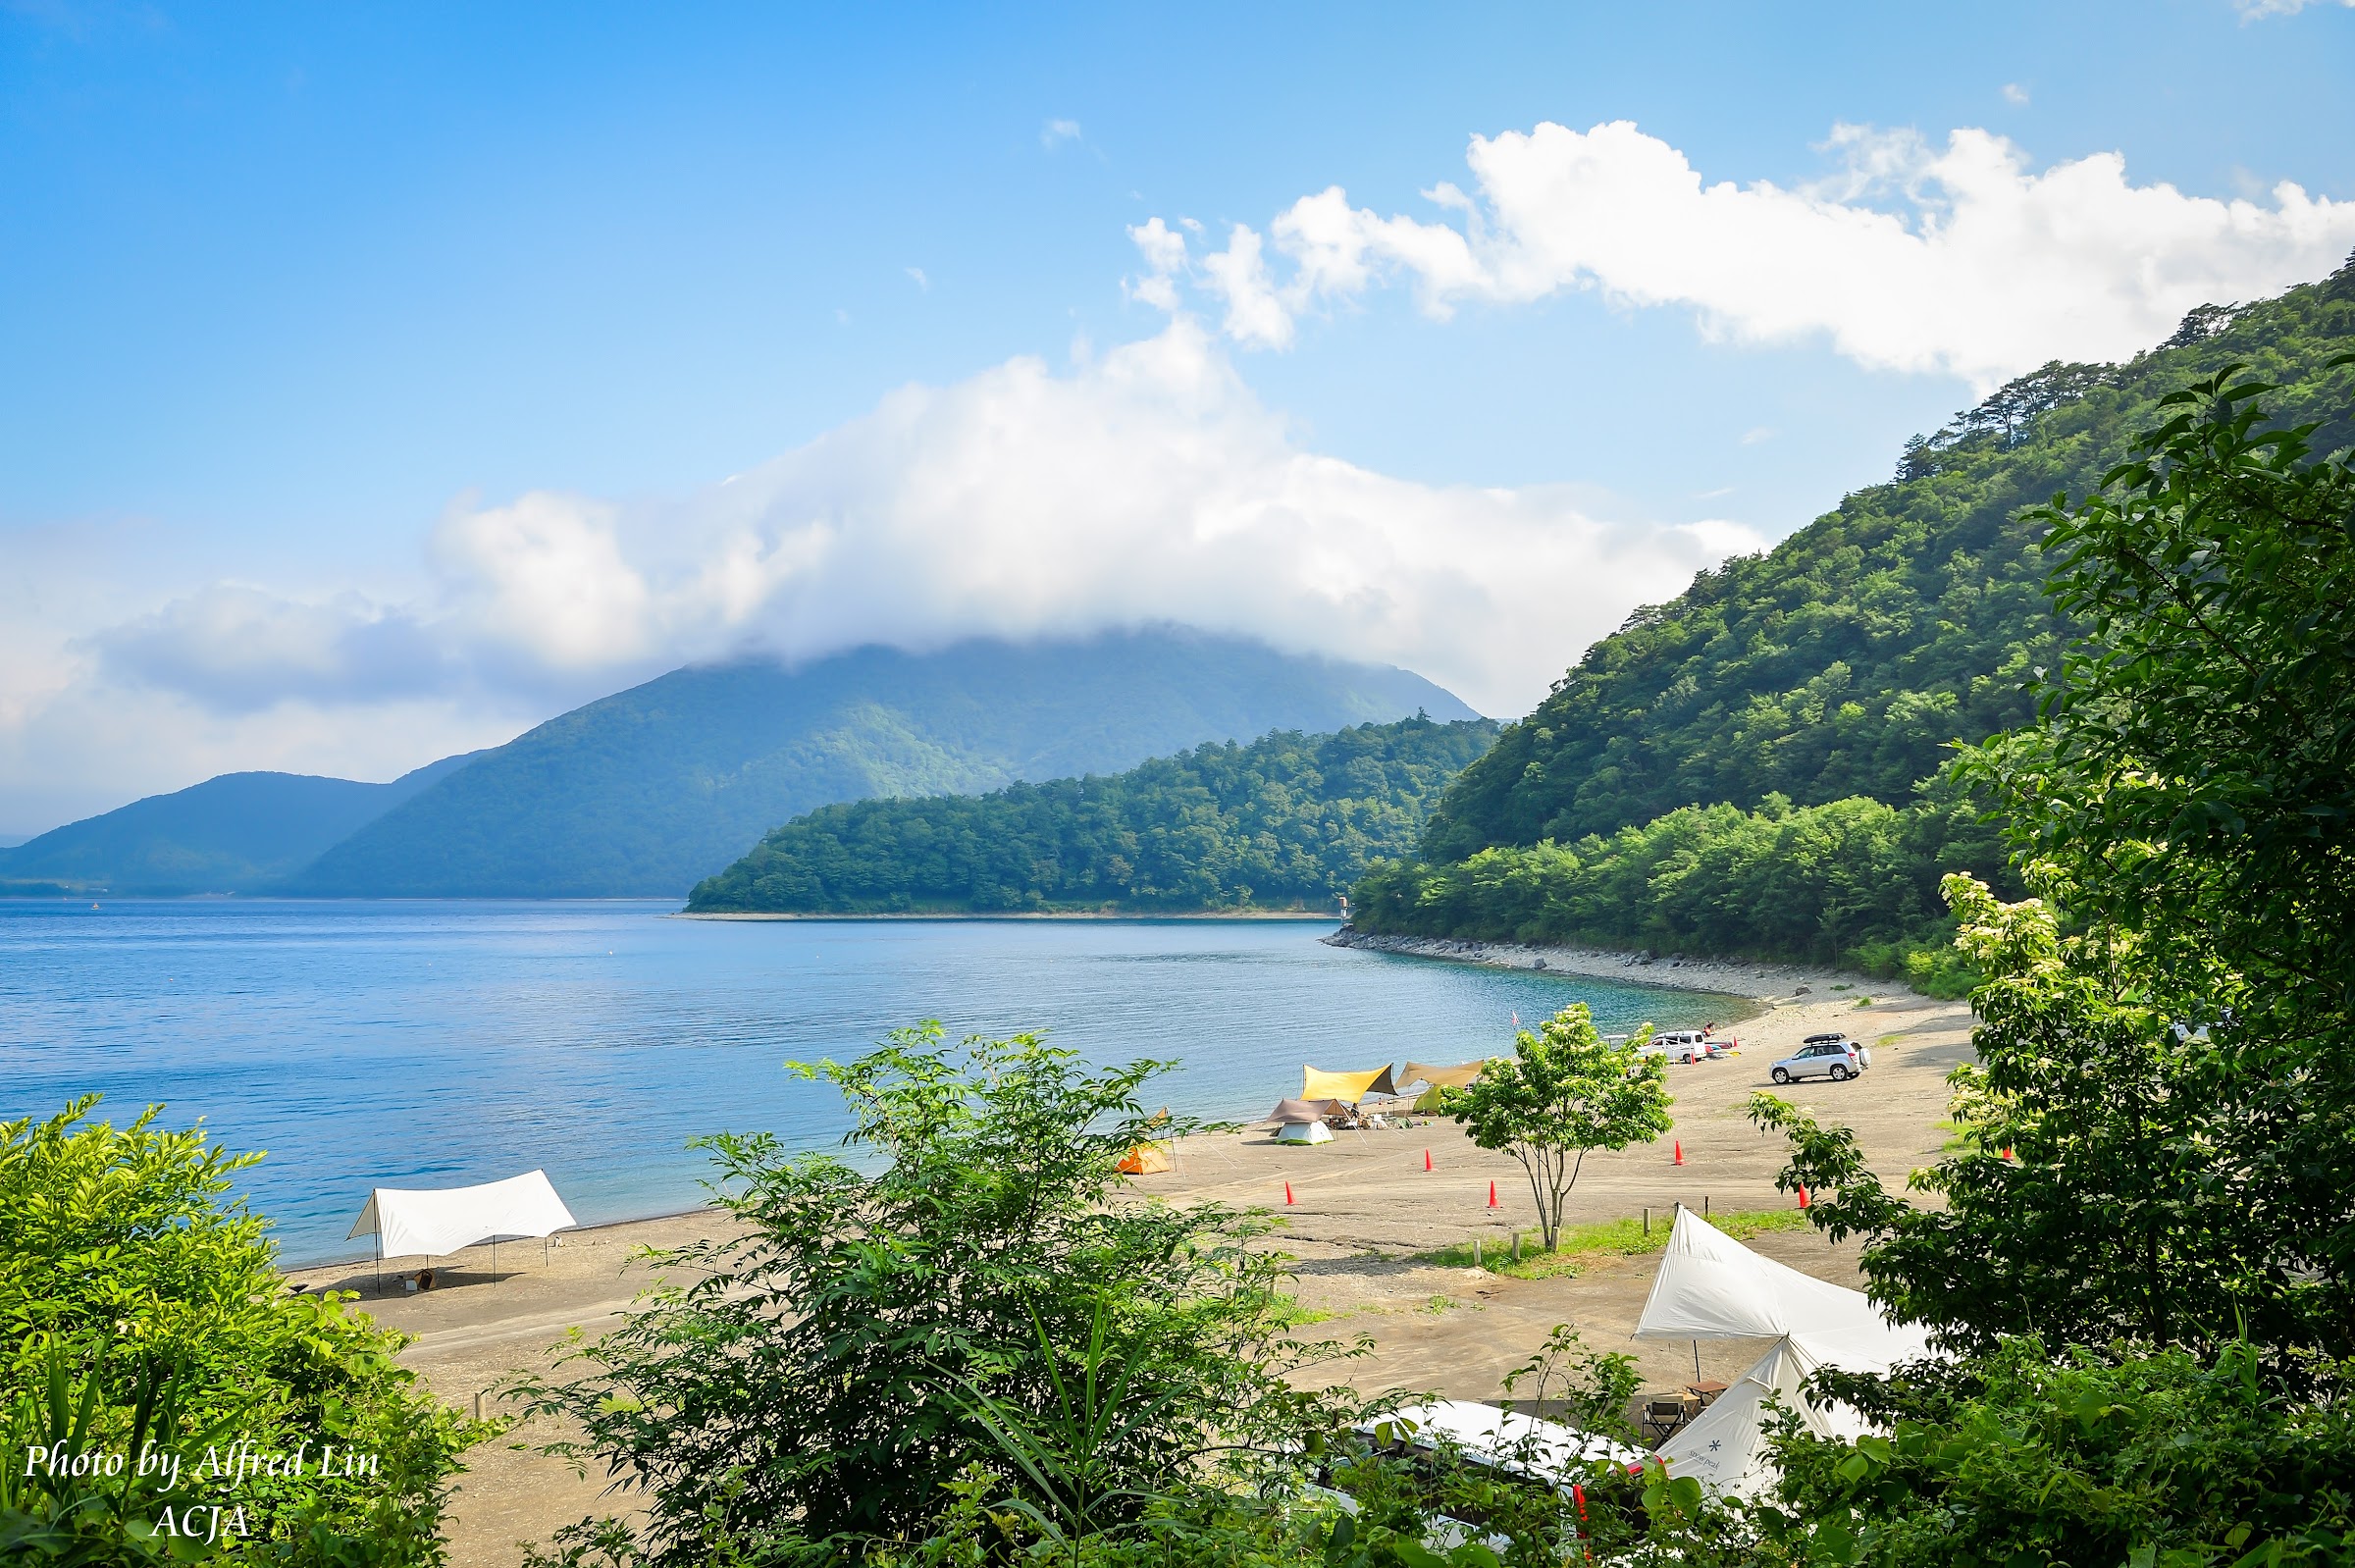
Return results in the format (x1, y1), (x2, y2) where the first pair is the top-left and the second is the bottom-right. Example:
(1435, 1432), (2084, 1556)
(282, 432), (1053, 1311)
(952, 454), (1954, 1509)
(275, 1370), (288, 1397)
(687, 716), (1497, 915)
(288, 630), (1476, 899)
(1420, 261), (2355, 862)
(1349, 261), (2355, 987)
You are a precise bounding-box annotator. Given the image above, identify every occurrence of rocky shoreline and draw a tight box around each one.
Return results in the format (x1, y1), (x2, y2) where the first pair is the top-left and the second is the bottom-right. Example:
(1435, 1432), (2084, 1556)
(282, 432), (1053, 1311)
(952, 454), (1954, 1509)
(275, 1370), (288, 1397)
(1321, 925), (1903, 1006)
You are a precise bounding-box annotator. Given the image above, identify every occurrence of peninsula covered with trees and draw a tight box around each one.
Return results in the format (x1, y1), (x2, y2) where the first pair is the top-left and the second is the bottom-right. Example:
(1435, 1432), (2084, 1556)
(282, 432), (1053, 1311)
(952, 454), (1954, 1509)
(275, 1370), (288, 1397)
(687, 714), (1496, 915)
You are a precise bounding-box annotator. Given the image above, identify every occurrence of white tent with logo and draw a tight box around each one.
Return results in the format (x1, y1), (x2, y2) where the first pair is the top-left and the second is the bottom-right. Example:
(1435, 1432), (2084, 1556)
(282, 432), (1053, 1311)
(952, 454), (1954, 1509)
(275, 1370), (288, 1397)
(348, 1170), (578, 1287)
(1634, 1207), (1936, 1497)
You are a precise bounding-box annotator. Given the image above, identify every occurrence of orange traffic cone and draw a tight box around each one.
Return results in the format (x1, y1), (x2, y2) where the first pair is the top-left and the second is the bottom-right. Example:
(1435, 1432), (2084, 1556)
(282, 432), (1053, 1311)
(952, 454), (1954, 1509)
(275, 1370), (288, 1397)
(1488, 1180), (1500, 1210)
(1284, 1181), (1295, 1206)
(1798, 1184), (1811, 1209)
(1673, 1139), (1685, 1166)
(1424, 1149), (1433, 1172)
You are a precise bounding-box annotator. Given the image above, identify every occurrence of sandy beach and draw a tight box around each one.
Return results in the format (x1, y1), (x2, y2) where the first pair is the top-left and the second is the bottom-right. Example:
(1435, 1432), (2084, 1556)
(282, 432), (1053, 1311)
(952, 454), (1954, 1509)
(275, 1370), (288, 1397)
(292, 963), (1972, 1567)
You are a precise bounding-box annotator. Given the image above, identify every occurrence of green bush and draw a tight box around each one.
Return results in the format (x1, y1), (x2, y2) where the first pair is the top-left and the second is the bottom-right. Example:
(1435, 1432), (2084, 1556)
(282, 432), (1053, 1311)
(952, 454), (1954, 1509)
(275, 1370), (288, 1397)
(1759, 1339), (2355, 1565)
(508, 1027), (1368, 1563)
(0, 1098), (484, 1563)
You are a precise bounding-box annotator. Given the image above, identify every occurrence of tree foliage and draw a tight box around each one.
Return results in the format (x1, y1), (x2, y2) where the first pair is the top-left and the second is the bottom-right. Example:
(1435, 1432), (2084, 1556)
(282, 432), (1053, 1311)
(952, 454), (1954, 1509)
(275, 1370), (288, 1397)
(1351, 785), (2006, 986)
(689, 717), (1495, 915)
(1754, 1338), (2355, 1567)
(507, 1027), (1363, 1562)
(0, 1098), (481, 1563)
(1442, 1005), (1673, 1252)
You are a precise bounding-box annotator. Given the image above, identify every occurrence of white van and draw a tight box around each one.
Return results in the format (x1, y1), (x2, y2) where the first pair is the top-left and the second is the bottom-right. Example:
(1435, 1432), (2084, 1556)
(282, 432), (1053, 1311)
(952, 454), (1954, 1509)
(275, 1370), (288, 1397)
(1643, 1029), (1714, 1064)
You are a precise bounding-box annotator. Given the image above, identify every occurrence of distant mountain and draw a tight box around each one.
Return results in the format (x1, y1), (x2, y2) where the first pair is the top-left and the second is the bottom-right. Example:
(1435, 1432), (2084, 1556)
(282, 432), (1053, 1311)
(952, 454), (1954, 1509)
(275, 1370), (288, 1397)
(0, 753), (479, 896)
(689, 714), (1499, 915)
(286, 629), (1479, 899)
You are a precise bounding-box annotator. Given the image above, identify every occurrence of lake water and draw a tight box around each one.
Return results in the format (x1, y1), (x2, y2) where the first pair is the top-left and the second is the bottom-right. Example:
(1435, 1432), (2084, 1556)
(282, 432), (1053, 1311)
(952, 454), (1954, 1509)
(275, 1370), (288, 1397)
(0, 900), (1748, 1264)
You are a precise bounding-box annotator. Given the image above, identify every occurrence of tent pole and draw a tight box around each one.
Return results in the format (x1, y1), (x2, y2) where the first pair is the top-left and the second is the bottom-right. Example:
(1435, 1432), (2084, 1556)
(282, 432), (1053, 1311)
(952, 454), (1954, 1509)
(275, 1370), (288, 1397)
(374, 1233), (382, 1296)
(1694, 1340), (1701, 1381)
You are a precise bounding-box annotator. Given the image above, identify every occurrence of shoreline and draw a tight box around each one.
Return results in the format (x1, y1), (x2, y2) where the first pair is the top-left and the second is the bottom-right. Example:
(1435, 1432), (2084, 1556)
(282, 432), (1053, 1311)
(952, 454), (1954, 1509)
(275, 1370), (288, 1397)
(286, 1202), (727, 1275)
(1322, 925), (1899, 1005)
(672, 909), (1345, 922)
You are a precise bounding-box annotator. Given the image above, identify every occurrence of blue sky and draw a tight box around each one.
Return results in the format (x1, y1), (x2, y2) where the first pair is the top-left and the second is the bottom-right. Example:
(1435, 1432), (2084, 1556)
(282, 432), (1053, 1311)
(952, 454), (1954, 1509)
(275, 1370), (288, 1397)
(5, 1), (2354, 833)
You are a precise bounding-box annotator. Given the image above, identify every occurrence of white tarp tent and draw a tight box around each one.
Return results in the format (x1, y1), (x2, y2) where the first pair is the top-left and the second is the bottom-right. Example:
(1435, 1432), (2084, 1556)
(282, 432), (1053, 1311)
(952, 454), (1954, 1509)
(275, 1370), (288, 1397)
(1635, 1207), (1936, 1498)
(348, 1170), (578, 1261)
(1378, 1399), (1648, 1479)
(1652, 1338), (1858, 1496)
(1634, 1205), (1916, 1348)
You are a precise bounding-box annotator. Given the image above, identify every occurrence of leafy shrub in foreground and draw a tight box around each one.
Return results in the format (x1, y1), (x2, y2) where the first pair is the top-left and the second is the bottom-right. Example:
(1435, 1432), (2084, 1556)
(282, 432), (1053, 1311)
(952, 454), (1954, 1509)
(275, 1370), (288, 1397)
(1757, 1339), (2355, 1567)
(0, 1097), (483, 1564)
(509, 1027), (1368, 1563)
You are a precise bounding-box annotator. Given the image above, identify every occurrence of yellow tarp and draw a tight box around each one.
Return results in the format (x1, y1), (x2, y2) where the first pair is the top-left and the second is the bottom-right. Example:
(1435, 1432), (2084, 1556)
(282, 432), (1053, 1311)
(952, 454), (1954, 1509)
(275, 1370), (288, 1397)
(1118, 1141), (1176, 1176)
(1302, 1065), (1397, 1103)
(1403, 1060), (1487, 1090)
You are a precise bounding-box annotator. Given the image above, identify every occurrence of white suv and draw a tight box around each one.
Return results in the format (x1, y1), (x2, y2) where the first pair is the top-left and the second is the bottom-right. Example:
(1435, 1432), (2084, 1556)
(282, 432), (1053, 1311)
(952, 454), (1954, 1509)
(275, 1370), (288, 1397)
(1769, 1038), (1868, 1083)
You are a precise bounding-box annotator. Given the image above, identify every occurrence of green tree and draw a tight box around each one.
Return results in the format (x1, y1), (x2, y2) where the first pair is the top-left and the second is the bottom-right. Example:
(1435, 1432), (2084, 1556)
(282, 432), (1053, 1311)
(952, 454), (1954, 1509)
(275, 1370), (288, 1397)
(0, 1098), (483, 1564)
(508, 1027), (1362, 1563)
(1443, 1005), (1673, 1252)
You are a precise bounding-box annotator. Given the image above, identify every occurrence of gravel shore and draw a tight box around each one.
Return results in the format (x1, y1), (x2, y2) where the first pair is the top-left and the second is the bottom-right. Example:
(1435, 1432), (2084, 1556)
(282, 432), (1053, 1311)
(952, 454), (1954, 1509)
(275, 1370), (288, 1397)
(1322, 925), (1895, 1005)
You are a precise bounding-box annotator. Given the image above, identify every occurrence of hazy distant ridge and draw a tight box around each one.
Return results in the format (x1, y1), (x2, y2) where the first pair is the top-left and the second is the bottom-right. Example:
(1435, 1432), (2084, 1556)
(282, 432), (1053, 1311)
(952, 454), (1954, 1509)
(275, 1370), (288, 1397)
(0, 753), (478, 896)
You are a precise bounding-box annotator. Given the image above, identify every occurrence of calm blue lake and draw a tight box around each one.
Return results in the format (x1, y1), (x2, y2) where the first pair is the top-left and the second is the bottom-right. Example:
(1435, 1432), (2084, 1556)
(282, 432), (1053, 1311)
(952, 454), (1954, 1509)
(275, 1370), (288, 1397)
(0, 901), (1746, 1264)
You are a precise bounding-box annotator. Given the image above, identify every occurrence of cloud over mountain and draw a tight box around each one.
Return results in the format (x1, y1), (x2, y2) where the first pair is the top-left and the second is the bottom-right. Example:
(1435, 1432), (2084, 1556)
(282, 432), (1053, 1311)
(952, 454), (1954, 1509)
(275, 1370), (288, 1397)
(21, 320), (1753, 818)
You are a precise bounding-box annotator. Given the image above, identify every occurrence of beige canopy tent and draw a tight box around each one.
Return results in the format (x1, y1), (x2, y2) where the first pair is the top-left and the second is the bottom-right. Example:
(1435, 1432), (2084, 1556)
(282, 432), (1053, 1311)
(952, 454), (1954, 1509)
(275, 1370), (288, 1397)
(1301, 1065), (1399, 1103)
(1265, 1097), (1331, 1124)
(1402, 1060), (1487, 1090)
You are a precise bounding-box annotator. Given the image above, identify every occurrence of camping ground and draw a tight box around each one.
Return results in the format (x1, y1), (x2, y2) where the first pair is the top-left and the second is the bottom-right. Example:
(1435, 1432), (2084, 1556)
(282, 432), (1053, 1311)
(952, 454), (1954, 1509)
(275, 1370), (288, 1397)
(287, 978), (1973, 1567)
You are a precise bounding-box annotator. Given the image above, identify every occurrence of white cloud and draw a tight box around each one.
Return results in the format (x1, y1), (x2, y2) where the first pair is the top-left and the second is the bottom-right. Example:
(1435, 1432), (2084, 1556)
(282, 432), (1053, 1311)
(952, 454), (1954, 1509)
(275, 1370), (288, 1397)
(89, 585), (453, 711)
(1125, 217), (1187, 311)
(1041, 118), (1083, 147)
(2001, 82), (2030, 106)
(1133, 119), (2355, 390)
(905, 266), (929, 291)
(1131, 221), (1302, 346)
(2235, 0), (2353, 16)
(1197, 226), (1294, 348)
(9, 321), (1760, 824)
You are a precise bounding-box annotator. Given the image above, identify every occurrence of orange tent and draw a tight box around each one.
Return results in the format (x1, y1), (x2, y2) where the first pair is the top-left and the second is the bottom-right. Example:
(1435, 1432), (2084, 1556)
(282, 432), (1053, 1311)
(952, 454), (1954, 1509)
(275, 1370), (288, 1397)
(1118, 1141), (1176, 1176)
